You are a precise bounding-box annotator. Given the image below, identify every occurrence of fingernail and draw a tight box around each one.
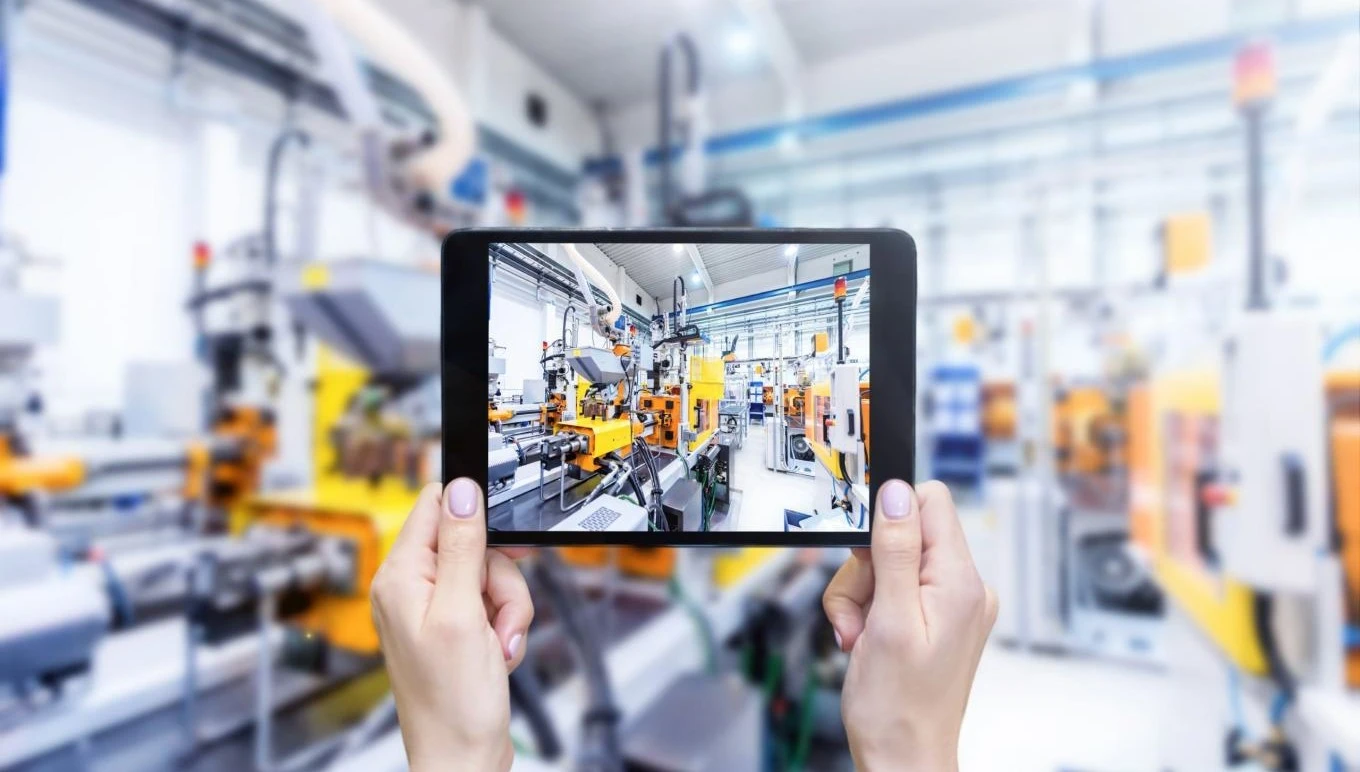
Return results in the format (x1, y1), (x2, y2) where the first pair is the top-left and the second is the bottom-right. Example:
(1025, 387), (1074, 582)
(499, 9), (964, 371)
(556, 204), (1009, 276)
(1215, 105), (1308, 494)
(448, 478), (478, 518)
(882, 480), (912, 520)
(506, 633), (523, 660)
(833, 629), (843, 651)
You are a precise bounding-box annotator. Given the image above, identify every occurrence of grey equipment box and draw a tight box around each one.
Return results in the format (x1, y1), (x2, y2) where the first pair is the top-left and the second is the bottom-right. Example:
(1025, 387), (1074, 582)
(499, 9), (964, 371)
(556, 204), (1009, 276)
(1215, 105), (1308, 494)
(621, 673), (762, 772)
(661, 477), (703, 532)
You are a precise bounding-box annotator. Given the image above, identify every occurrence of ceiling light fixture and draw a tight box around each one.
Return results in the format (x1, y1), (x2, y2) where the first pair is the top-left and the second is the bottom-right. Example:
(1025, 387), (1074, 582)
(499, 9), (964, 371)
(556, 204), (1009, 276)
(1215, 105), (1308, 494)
(784, 245), (799, 259)
(673, 244), (685, 254)
(726, 28), (755, 58)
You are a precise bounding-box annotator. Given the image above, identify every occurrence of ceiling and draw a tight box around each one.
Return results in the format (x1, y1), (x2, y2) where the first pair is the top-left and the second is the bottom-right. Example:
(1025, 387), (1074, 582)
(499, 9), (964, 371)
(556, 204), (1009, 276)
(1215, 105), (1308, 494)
(480, 0), (1045, 107)
(595, 242), (859, 301)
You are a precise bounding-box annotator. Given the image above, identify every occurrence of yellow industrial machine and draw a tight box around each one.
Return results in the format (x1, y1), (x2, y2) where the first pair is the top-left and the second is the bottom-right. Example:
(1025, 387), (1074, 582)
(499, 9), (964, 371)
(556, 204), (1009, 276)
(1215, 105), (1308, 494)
(0, 434), (85, 496)
(234, 347), (418, 654)
(229, 260), (443, 655)
(0, 404), (276, 510)
(553, 415), (642, 473)
(638, 356), (723, 453)
(1128, 368), (1272, 674)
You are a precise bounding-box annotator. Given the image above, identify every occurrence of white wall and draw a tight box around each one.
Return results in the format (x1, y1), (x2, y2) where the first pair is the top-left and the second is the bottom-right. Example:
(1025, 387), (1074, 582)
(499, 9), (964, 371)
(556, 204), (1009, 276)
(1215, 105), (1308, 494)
(3, 0), (604, 420)
(606, 6), (1071, 151)
(4, 51), (198, 417)
(367, 0), (600, 170)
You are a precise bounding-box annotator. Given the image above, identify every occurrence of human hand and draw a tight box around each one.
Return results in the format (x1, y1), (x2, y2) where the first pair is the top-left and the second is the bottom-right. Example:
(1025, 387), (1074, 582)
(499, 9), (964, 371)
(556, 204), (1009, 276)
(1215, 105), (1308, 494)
(822, 480), (998, 772)
(370, 478), (534, 772)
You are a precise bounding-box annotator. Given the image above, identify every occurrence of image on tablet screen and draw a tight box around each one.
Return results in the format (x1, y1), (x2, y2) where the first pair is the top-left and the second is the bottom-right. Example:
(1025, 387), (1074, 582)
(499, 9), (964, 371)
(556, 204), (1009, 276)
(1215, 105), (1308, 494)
(486, 242), (870, 534)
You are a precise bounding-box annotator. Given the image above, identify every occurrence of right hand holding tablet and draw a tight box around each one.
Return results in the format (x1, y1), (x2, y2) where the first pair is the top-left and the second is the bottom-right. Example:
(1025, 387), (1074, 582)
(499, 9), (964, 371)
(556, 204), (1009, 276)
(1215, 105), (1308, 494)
(822, 480), (998, 772)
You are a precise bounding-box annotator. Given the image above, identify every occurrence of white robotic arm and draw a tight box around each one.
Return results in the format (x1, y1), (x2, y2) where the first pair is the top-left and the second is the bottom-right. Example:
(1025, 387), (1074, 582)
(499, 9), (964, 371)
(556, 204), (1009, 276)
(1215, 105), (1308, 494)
(301, 0), (476, 230)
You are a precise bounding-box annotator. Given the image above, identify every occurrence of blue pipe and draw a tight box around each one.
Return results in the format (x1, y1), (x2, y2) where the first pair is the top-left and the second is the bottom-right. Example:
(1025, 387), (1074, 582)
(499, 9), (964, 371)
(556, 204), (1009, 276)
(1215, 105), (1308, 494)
(584, 12), (1358, 174)
(1346, 624), (1360, 650)
(1323, 323), (1360, 363)
(689, 268), (869, 314)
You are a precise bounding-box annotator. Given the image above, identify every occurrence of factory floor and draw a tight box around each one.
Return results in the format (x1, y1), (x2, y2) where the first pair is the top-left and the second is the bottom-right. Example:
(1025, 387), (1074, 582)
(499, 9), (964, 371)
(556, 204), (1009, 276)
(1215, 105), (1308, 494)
(723, 422), (819, 531)
(961, 644), (1166, 772)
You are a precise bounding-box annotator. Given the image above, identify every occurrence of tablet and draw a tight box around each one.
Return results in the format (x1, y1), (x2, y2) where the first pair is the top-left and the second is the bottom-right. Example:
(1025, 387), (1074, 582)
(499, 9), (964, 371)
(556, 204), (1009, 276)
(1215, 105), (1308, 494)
(443, 229), (915, 546)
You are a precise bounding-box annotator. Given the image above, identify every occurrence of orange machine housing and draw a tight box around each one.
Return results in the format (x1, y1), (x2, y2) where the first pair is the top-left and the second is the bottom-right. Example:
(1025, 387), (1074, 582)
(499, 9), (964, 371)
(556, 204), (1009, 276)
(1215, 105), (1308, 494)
(981, 381), (1018, 440)
(1053, 385), (1126, 476)
(1327, 371), (1360, 688)
(783, 387), (806, 419)
(639, 392), (683, 449)
(558, 546), (677, 580)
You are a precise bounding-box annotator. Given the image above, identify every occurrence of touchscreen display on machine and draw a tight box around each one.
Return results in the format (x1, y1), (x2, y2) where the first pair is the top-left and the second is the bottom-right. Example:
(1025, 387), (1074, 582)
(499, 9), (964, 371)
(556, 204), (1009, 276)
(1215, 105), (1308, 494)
(484, 241), (872, 538)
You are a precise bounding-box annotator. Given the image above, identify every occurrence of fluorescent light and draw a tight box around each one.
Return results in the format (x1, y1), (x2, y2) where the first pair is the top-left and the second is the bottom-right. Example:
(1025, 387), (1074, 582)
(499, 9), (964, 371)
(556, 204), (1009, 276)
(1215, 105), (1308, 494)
(726, 28), (755, 58)
(673, 244), (685, 254)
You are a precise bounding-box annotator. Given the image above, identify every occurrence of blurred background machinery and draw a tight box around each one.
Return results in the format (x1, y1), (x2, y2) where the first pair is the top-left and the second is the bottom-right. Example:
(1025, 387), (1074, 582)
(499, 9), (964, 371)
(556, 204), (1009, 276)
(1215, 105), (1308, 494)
(2, 0), (1359, 769)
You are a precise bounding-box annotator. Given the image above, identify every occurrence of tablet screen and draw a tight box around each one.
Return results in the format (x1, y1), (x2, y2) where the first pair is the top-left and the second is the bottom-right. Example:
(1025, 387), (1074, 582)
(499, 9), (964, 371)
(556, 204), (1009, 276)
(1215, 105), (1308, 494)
(484, 241), (871, 536)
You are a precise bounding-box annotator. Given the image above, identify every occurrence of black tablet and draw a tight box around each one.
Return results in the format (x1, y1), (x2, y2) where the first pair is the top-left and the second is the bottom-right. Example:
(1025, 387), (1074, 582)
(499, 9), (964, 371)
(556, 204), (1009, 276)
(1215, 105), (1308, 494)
(443, 228), (915, 546)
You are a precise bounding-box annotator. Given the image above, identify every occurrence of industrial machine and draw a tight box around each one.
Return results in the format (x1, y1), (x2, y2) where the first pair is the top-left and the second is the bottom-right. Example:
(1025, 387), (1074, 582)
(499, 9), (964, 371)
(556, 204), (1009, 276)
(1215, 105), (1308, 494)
(800, 276), (872, 530)
(484, 245), (733, 533)
(1130, 314), (1360, 769)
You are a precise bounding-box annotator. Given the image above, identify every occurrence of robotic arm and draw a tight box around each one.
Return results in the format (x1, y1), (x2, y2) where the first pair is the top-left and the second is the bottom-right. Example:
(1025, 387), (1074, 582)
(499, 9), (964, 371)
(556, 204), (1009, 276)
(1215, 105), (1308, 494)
(302, 0), (476, 232)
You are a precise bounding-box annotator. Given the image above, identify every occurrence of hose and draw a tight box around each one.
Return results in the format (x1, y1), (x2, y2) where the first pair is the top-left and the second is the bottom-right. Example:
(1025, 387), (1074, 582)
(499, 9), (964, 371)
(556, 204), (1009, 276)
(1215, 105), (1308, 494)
(264, 128), (309, 268)
(563, 244), (622, 328)
(673, 275), (687, 323)
(532, 551), (623, 772)
(508, 665), (562, 760)
(562, 305), (576, 349)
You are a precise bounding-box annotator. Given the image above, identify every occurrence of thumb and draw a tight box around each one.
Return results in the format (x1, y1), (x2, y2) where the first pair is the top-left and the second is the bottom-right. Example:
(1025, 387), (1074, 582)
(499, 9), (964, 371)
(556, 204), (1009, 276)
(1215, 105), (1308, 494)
(868, 480), (924, 619)
(430, 477), (487, 615)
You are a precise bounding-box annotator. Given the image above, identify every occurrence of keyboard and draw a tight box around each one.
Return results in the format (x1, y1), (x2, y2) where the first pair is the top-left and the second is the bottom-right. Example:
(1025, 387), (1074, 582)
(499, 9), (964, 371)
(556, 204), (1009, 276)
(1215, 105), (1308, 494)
(550, 495), (649, 532)
(578, 506), (624, 531)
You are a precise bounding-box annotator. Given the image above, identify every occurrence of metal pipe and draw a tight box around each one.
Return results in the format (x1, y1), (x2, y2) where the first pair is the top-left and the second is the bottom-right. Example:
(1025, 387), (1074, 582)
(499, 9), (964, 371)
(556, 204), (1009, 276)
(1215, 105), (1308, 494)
(836, 297), (845, 365)
(658, 34), (700, 222)
(254, 591), (277, 772)
(1245, 102), (1268, 311)
(689, 269), (870, 315)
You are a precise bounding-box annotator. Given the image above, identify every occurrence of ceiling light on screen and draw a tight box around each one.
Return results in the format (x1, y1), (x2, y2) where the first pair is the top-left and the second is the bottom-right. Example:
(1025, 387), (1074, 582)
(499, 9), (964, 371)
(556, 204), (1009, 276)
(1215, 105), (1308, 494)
(726, 28), (755, 58)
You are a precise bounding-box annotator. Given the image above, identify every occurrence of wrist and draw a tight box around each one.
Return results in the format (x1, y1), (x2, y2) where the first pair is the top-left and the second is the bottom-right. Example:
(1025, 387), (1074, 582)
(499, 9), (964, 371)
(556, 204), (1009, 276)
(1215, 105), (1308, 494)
(851, 733), (958, 772)
(405, 735), (513, 772)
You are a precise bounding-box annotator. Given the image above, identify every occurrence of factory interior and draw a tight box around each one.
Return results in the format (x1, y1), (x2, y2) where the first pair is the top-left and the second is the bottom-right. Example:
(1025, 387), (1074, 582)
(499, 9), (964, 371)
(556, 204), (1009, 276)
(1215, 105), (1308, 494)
(487, 241), (871, 535)
(0, 0), (1357, 770)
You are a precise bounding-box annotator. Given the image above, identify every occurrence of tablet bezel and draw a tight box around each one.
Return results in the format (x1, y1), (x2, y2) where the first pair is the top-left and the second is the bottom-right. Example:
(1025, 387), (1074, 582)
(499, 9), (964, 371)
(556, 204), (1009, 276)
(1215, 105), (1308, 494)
(443, 228), (916, 547)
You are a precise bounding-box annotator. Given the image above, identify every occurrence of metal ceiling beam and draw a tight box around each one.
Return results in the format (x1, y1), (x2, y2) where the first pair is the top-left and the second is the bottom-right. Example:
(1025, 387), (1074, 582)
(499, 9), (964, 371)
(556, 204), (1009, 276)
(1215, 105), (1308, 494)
(682, 244), (715, 298)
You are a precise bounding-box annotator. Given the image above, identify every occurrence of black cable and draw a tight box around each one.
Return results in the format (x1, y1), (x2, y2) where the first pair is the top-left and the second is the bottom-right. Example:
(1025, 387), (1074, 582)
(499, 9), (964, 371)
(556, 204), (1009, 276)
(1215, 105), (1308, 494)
(673, 275), (686, 324)
(532, 552), (623, 772)
(562, 305), (576, 351)
(1252, 592), (1297, 702)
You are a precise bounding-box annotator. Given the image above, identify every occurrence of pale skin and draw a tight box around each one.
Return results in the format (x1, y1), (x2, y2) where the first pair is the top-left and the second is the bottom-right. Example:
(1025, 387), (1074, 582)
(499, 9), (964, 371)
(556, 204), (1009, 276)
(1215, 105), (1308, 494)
(371, 477), (996, 772)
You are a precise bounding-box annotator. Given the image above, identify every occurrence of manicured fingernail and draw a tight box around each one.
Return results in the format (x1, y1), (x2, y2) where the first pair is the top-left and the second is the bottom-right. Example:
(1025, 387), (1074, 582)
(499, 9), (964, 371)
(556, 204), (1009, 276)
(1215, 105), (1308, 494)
(448, 478), (478, 518)
(833, 629), (843, 651)
(882, 480), (912, 519)
(506, 633), (523, 660)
